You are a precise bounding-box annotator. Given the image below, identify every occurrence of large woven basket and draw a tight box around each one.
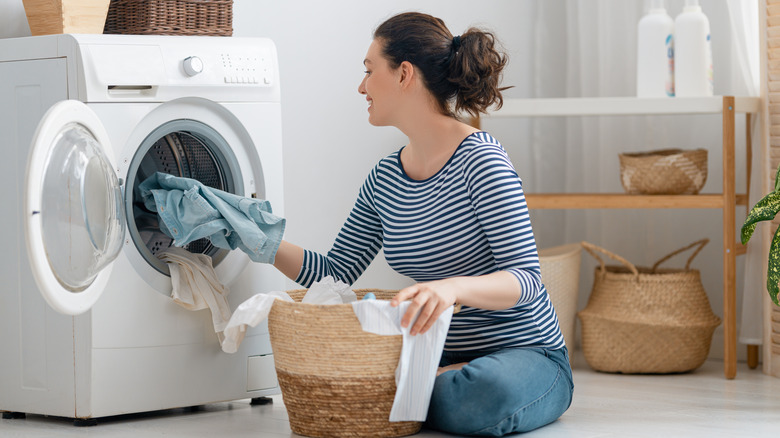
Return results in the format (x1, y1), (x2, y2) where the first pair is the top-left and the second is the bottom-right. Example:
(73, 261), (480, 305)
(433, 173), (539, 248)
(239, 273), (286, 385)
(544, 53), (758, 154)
(619, 148), (707, 195)
(268, 289), (421, 438)
(539, 243), (582, 354)
(103, 0), (232, 36)
(578, 240), (720, 374)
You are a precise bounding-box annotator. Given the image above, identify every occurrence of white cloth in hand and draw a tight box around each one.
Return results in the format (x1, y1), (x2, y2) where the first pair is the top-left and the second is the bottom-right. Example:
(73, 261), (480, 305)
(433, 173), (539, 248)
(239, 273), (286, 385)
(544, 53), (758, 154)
(351, 299), (453, 422)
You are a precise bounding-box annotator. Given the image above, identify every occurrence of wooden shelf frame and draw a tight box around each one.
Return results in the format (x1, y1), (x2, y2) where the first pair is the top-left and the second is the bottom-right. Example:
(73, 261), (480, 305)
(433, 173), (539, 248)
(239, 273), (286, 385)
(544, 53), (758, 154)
(483, 96), (761, 379)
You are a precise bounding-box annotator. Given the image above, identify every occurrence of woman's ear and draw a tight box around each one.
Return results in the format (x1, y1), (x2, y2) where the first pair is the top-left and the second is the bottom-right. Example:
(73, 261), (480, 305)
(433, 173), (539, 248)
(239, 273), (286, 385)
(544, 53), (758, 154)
(398, 60), (415, 89)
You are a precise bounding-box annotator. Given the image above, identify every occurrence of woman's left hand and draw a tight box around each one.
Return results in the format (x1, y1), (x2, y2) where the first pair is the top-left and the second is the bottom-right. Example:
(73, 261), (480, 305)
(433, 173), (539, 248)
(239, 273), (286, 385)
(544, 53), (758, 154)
(391, 279), (459, 335)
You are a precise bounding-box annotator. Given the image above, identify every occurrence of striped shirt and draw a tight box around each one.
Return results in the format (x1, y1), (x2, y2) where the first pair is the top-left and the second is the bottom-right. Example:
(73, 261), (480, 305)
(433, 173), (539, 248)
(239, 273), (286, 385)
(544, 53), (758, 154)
(296, 132), (565, 351)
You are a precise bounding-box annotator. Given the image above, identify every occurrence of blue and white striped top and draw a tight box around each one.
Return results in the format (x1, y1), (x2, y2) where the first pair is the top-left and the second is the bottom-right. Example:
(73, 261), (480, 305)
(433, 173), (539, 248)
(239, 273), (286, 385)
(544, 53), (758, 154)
(296, 132), (565, 352)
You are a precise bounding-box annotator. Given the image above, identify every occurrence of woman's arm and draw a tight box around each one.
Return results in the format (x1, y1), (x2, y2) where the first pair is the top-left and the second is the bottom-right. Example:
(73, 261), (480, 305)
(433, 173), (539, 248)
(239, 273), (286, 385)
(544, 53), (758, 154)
(273, 240), (304, 281)
(391, 271), (521, 335)
(272, 166), (384, 287)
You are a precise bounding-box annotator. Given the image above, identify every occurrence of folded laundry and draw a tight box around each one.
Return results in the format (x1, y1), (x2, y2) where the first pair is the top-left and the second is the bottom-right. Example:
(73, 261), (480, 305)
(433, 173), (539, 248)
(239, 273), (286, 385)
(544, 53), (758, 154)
(139, 172), (285, 264)
(158, 247), (232, 334)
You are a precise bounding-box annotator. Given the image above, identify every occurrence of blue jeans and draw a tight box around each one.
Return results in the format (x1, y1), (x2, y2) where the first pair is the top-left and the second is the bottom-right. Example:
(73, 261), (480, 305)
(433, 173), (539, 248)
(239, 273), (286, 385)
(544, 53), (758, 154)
(425, 347), (574, 436)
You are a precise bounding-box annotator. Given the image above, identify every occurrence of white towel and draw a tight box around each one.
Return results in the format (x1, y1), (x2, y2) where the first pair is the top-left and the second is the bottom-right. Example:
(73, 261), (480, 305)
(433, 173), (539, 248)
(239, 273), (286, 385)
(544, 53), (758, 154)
(158, 247), (232, 333)
(351, 299), (453, 422)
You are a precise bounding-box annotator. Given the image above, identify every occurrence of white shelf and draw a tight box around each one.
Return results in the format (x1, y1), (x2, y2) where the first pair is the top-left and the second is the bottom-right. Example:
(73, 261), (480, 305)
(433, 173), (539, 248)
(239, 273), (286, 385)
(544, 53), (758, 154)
(485, 96), (760, 117)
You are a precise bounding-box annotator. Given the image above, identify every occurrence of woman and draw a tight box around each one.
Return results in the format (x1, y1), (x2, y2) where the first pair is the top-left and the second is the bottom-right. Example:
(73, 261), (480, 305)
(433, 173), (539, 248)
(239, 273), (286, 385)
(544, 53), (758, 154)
(272, 11), (573, 436)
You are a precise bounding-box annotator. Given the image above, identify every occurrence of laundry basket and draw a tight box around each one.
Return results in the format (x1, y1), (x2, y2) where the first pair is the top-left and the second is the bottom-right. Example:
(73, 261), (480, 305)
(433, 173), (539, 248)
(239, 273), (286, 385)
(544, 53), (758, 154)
(578, 240), (721, 374)
(268, 289), (421, 438)
(539, 243), (582, 354)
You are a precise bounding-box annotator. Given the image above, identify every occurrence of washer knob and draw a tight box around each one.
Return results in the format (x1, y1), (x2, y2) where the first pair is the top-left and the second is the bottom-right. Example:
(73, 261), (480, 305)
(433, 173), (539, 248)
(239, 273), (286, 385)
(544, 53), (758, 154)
(183, 56), (204, 76)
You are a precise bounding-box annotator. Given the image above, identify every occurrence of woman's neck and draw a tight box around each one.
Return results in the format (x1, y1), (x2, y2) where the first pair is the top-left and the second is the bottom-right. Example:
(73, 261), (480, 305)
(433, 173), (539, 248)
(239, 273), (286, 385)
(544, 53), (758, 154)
(399, 113), (479, 180)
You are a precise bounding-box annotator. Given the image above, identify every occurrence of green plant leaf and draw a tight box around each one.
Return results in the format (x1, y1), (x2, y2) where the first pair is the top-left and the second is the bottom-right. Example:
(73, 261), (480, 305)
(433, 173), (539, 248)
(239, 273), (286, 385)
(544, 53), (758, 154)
(768, 227), (780, 306)
(741, 190), (780, 244)
(775, 162), (780, 192)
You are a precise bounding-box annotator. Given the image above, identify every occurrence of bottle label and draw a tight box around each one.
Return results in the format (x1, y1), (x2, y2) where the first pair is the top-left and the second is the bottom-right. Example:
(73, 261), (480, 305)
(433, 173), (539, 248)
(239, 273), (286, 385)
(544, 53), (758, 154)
(666, 34), (675, 97)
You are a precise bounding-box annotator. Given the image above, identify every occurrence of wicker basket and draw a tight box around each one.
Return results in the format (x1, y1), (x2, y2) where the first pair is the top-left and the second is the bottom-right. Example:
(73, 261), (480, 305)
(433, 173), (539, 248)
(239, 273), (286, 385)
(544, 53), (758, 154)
(268, 289), (422, 438)
(539, 243), (582, 354)
(619, 148), (708, 195)
(103, 0), (232, 36)
(578, 240), (720, 374)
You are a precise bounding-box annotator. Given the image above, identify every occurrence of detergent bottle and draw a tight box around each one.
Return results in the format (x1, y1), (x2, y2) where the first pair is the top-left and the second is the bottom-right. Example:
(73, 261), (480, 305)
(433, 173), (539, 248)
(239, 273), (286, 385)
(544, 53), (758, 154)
(674, 0), (713, 97)
(636, 0), (675, 97)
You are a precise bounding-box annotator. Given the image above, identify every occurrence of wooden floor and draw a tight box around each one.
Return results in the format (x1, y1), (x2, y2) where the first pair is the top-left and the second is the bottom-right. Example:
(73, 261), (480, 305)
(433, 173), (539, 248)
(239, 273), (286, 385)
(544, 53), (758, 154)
(3, 353), (780, 437)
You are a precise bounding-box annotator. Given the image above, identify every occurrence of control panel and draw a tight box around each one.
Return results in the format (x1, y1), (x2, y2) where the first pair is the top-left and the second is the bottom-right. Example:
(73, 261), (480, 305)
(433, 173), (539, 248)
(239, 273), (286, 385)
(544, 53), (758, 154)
(220, 52), (273, 85)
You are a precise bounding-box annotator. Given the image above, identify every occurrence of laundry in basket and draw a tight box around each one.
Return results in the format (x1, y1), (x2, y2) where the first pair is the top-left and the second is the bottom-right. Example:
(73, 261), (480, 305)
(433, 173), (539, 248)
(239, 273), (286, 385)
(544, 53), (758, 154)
(221, 277), (453, 434)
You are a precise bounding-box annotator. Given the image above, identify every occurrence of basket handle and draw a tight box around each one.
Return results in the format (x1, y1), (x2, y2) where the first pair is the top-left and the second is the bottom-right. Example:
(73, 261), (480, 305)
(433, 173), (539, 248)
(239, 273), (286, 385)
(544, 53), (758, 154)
(651, 238), (709, 272)
(581, 241), (639, 278)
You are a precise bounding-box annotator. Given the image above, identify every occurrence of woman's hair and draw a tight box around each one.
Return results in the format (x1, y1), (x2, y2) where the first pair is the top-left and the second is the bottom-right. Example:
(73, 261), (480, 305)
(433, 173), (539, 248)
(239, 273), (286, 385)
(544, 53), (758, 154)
(373, 12), (510, 118)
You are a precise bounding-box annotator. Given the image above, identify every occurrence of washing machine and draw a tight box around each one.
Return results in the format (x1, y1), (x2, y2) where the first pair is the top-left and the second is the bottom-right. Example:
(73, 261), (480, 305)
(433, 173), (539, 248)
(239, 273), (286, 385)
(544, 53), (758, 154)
(0, 34), (286, 422)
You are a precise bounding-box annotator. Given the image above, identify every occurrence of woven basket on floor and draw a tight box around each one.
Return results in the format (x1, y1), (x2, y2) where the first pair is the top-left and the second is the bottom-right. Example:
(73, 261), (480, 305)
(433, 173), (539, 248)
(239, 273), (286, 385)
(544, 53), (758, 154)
(103, 0), (232, 36)
(578, 240), (721, 374)
(619, 148), (707, 195)
(268, 289), (421, 438)
(539, 243), (582, 354)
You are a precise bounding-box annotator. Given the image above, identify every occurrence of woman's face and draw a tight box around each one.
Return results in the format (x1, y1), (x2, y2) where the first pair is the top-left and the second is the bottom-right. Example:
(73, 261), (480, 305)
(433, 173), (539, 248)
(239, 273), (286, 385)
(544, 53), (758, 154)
(358, 39), (401, 126)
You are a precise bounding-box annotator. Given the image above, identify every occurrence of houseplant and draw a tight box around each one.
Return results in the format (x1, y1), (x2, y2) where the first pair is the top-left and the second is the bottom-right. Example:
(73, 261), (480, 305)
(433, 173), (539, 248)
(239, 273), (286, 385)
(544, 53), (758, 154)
(741, 164), (780, 305)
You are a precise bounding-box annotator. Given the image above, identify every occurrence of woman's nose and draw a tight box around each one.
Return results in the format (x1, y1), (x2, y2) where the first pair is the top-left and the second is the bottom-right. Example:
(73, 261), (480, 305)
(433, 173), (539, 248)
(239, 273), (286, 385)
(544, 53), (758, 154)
(358, 77), (366, 94)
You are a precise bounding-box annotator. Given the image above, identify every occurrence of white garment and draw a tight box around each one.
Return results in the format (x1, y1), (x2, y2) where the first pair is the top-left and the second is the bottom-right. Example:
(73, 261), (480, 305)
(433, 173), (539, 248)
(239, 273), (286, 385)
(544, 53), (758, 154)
(158, 247), (232, 333)
(351, 299), (453, 422)
(301, 276), (356, 304)
(220, 290), (294, 353)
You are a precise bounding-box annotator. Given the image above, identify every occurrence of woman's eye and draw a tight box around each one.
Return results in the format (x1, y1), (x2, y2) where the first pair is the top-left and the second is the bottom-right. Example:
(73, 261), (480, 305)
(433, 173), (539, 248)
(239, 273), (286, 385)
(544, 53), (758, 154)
(364, 70), (371, 75)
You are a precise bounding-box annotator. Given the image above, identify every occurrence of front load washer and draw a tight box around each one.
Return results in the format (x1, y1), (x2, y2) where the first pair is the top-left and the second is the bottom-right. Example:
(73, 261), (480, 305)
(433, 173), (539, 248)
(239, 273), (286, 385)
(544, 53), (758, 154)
(0, 34), (285, 421)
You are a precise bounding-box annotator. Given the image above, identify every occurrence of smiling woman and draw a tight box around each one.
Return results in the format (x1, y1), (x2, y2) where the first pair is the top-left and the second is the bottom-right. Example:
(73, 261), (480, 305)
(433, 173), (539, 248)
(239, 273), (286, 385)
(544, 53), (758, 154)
(270, 11), (573, 436)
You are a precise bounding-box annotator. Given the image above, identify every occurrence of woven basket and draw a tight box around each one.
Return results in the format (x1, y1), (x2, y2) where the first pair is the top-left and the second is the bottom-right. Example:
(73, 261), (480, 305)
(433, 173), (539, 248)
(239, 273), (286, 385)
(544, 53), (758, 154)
(539, 243), (582, 354)
(268, 289), (421, 438)
(619, 148), (707, 195)
(578, 240), (720, 374)
(103, 0), (232, 36)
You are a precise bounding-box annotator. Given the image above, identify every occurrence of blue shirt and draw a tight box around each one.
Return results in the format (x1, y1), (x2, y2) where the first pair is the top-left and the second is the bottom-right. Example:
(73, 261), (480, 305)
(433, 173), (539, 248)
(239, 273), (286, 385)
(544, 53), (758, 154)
(296, 132), (564, 352)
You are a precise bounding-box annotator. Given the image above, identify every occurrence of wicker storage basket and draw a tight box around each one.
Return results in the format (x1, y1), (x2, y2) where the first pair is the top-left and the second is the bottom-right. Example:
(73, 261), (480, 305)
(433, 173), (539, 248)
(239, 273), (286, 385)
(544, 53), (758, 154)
(578, 240), (720, 374)
(619, 148), (707, 195)
(103, 0), (232, 36)
(539, 243), (582, 353)
(268, 289), (421, 438)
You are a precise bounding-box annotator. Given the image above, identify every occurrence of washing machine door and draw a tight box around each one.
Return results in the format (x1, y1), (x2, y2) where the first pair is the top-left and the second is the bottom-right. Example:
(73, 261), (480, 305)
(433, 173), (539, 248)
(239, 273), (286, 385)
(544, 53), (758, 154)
(25, 100), (126, 316)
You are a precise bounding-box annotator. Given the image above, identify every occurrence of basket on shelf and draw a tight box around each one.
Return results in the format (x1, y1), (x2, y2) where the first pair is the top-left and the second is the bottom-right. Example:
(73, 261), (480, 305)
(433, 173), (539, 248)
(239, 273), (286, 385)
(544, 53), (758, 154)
(22, 0), (110, 35)
(103, 0), (233, 36)
(577, 239), (720, 374)
(539, 243), (582, 355)
(619, 148), (707, 195)
(268, 289), (421, 438)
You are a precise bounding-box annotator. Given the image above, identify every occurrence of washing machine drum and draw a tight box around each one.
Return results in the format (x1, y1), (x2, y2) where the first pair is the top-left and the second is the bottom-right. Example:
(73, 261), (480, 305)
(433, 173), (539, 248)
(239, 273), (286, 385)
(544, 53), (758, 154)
(128, 120), (242, 274)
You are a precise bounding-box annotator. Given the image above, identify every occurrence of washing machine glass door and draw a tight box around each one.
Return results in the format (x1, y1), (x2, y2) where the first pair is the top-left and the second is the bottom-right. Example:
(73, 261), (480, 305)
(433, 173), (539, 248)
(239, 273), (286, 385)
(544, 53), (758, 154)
(25, 100), (126, 316)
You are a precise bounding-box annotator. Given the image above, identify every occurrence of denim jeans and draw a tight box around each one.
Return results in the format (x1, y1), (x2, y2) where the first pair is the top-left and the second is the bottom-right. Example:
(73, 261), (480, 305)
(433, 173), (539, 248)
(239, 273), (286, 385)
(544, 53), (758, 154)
(424, 346), (574, 436)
